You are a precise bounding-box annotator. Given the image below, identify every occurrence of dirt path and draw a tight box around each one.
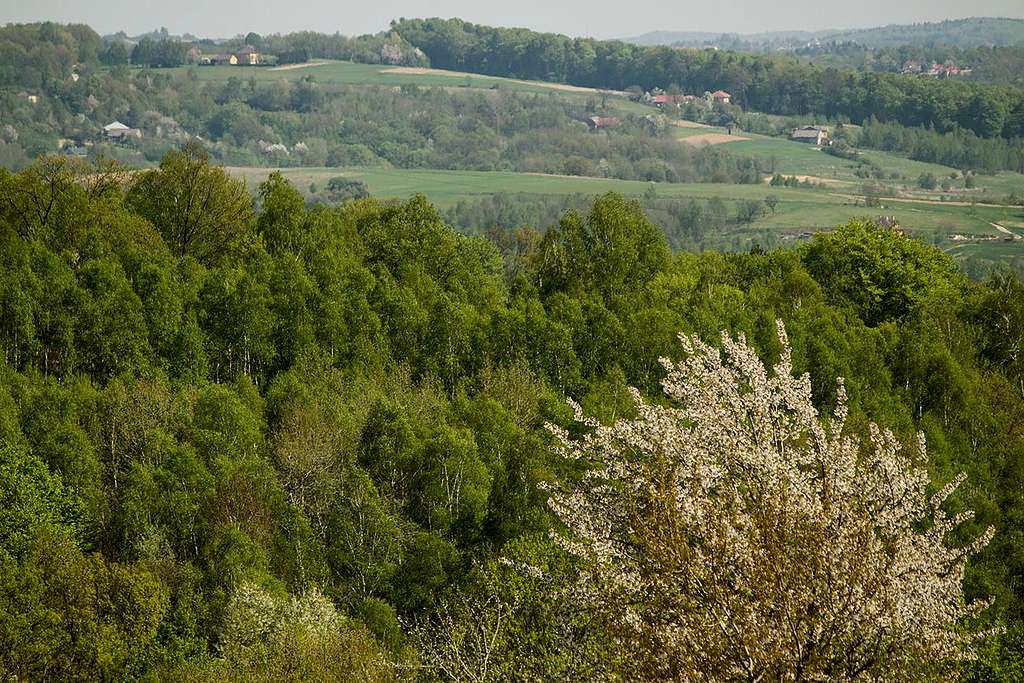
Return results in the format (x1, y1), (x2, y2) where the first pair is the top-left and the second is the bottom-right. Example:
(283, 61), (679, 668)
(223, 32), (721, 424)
(671, 120), (710, 129)
(991, 222), (1021, 239)
(828, 192), (1021, 209)
(269, 61), (328, 71)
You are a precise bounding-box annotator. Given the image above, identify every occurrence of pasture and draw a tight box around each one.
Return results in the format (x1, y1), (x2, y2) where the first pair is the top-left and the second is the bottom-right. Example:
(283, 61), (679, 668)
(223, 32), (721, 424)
(165, 60), (650, 113)
(228, 165), (1024, 253)
(675, 124), (1024, 197)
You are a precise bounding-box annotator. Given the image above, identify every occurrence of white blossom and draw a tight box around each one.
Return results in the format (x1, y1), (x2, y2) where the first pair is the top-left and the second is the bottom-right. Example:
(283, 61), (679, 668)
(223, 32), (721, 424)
(545, 321), (993, 681)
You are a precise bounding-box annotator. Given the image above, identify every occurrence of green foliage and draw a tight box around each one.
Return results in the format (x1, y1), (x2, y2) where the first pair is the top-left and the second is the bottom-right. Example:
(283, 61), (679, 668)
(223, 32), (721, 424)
(3, 153), (1024, 675)
(802, 219), (963, 325)
(128, 141), (255, 263)
(0, 442), (74, 558)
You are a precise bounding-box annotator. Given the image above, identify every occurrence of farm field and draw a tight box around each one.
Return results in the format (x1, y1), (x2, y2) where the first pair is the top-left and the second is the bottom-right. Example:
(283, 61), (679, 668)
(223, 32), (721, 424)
(675, 123), (1024, 195)
(228, 165), (1024, 257)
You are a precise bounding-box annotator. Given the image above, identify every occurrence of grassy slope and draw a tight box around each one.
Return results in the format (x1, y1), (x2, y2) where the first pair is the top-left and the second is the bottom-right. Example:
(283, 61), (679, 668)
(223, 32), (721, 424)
(166, 60), (649, 114)
(675, 124), (1024, 194)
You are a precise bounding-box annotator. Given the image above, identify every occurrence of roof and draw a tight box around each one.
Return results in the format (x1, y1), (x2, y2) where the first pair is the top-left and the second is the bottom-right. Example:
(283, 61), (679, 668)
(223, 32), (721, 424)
(712, 90), (731, 98)
(588, 116), (621, 128)
(103, 121), (129, 131)
(791, 128), (825, 139)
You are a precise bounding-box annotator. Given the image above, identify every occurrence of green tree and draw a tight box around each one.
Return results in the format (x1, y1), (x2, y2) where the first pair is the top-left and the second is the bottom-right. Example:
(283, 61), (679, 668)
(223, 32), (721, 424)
(802, 219), (962, 326)
(127, 141), (255, 264)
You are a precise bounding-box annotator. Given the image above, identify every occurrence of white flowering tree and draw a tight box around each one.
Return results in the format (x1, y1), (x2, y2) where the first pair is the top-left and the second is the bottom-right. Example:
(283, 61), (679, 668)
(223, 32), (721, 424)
(545, 322), (993, 681)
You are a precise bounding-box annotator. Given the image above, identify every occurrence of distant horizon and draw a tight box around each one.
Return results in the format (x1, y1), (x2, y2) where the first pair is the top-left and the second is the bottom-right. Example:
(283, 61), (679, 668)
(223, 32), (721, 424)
(2, 0), (1024, 43)
(78, 15), (1024, 43)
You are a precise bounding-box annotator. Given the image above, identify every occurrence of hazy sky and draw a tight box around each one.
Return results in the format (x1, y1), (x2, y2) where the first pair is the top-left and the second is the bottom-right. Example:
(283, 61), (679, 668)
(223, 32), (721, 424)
(2, 0), (1023, 39)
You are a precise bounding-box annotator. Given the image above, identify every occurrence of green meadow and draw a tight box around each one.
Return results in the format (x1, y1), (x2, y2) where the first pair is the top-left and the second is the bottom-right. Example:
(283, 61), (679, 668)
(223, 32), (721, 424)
(165, 59), (650, 113)
(228, 166), (1024, 243)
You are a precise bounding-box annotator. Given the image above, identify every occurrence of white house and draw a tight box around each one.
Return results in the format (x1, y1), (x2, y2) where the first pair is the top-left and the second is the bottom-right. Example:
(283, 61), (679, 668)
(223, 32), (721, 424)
(103, 121), (142, 140)
(790, 126), (829, 145)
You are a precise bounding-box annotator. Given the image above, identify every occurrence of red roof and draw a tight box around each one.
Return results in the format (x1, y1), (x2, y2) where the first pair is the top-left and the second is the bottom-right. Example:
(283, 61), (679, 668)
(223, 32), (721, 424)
(651, 94), (692, 104)
(712, 90), (731, 98)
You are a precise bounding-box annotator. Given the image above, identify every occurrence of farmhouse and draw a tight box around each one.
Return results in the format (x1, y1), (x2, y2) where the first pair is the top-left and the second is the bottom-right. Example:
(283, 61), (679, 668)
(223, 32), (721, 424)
(587, 116), (621, 130)
(790, 125), (829, 145)
(206, 47), (262, 66)
(650, 94), (682, 106)
(712, 90), (731, 104)
(103, 121), (142, 141)
(233, 46), (261, 65)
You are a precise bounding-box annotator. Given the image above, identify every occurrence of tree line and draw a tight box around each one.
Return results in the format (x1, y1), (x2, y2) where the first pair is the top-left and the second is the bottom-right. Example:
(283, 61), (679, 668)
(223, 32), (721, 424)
(392, 18), (1024, 139)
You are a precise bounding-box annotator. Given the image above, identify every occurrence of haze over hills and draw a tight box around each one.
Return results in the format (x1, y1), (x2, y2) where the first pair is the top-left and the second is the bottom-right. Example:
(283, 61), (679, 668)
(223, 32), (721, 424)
(625, 16), (1024, 50)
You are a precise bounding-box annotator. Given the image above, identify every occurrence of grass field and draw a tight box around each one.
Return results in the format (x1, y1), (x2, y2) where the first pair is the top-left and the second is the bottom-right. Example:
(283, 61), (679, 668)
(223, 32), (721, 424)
(228, 166), (1024, 247)
(163, 60), (650, 114)
(675, 124), (1024, 197)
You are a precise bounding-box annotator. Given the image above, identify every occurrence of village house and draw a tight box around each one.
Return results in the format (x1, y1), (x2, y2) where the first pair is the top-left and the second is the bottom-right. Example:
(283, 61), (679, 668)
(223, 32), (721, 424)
(17, 91), (39, 105)
(257, 139), (289, 154)
(233, 46), (261, 65)
(206, 46), (262, 66)
(586, 115), (621, 130)
(712, 90), (732, 104)
(103, 120), (142, 141)
(902, 60), (970, 78)
(790, 125), (830, 145)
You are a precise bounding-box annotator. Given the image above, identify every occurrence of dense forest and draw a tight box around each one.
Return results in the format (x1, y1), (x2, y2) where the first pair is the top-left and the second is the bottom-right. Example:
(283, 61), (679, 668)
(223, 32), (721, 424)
(2, 146), (1024, 678)
(392, 18), (1024, 139)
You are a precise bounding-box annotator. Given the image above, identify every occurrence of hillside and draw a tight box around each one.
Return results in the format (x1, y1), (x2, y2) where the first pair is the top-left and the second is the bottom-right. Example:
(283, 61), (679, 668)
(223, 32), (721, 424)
(625, 17), (1024, 50)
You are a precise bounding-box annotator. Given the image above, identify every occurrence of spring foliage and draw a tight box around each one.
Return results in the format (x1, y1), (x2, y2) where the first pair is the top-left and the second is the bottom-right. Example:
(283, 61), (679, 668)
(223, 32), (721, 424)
(546, 321), (993, 681)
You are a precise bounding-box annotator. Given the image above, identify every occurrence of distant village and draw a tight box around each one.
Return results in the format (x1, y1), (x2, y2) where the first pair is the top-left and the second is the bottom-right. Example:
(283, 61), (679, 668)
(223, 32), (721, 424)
(900, 60), (971, 77)
(630, 87), (733, 107)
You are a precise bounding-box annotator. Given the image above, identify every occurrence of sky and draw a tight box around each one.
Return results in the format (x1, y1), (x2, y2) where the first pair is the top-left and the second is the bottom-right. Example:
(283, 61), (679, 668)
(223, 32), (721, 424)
(1, 0), (1023, 39)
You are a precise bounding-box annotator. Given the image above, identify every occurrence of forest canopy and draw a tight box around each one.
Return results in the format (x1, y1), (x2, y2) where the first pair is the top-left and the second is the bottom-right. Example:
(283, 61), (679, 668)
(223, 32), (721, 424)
(1, 150), (1024, 678)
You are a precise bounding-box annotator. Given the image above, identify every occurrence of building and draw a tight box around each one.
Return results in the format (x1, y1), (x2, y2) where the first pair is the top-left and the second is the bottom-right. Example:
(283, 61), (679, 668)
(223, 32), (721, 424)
(645, 92), (703, 109)
(712, 90), (731, 104)
(901, 60), (923, 74)
(233, 46), (261, 65)
(103, 121), (142, 141)
(206, 46), (263, 66)
(587, 116), (621, 130)
(790, 125), (829, 145)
